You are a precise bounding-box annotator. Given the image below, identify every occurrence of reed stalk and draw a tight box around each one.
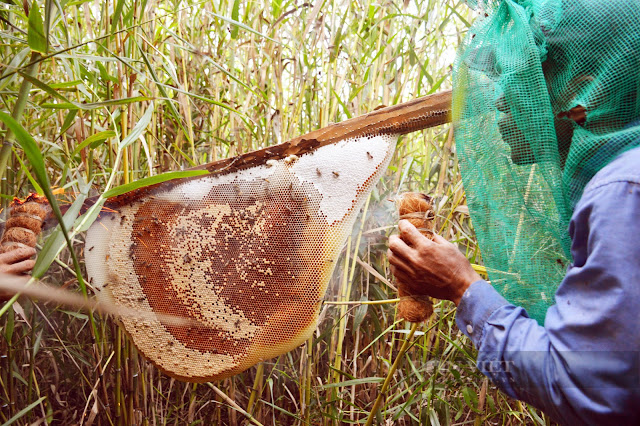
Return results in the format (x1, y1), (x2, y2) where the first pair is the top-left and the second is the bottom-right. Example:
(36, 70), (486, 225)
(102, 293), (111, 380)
(115, 326), (123, 424)
(0, 51), (41, 198)
(0, 1), (548, 423)
(247, 362), (264, 415)
(365, 322), (420, 426)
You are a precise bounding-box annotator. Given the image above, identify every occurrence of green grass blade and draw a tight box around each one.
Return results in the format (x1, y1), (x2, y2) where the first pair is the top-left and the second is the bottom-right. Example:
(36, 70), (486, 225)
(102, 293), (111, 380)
(102, 170), (209, 198)
(71, 130), (116, 158)
(119, 101), (154, 150)
(3, 396), (46, 426)
(32, 189), (87, 278)
(27, 4), (47, 53)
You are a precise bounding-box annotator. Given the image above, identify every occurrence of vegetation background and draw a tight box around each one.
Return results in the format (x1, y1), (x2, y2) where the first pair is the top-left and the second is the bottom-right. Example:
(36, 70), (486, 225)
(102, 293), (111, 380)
(0, 0), (554, 424)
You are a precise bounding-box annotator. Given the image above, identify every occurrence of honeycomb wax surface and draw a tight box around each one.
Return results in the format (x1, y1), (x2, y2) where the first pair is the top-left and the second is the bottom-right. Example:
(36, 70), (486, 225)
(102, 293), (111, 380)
(85, 134), (397, 382)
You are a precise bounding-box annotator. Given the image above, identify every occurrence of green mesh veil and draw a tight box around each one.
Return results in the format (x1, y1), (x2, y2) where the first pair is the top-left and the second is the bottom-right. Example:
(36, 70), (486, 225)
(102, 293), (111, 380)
(453, 0), (640, 323)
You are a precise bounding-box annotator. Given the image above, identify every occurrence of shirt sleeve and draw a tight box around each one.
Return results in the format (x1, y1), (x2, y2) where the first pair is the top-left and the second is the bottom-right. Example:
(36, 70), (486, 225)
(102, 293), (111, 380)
(455, 179), (640, 425)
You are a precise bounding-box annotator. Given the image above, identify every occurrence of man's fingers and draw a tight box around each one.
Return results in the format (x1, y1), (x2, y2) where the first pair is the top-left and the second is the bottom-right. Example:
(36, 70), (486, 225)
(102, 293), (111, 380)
(398, 220), (432, 247)
(0, 247), (37, 264)
(431, 233), (449, 245)
(2, 259), (36, 275)
(389, 262), (413, 288)
(388, 234), (413, 259)
(389, 236), (422, 272)
(388, 248), (412, 274)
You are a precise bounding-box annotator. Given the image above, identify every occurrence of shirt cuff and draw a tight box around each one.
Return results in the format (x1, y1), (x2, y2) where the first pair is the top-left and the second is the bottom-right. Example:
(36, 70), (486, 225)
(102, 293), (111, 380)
(455, 280), (511, 348)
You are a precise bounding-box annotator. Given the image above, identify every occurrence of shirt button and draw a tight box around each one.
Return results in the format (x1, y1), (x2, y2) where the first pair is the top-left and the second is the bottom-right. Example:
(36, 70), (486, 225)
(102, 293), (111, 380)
(466, 324), (473, 334)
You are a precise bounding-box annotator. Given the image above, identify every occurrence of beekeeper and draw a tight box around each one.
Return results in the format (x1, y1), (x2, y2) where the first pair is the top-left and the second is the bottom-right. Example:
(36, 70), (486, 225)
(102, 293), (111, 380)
(389, 0), (640, 424)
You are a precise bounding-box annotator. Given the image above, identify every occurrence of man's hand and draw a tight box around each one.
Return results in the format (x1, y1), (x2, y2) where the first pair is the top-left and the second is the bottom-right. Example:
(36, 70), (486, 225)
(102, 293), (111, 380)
(0, 247), (36, 275)
(388, 220), (481, 306)
(0, 247), (36, 303)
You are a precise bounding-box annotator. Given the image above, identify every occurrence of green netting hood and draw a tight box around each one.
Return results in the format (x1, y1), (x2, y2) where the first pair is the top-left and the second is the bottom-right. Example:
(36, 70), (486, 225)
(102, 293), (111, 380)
(453, 0), (640, 323)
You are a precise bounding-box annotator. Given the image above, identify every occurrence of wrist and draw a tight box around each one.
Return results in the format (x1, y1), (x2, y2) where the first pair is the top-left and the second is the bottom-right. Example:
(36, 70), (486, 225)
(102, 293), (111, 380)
(451, 272), (481, 306)
(451, 282), (470, 306)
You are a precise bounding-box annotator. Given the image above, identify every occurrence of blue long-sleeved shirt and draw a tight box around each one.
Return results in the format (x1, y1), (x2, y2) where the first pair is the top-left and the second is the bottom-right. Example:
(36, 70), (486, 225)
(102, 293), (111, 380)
(456, 146), (640, 425)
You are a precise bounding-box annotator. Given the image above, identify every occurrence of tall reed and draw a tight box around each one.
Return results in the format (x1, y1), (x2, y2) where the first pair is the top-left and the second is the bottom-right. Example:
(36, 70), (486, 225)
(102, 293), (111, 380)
(0, 0), (553, 424)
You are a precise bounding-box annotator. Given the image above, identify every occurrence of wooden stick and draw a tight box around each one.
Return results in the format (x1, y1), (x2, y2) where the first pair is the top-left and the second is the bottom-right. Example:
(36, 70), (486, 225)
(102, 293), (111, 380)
(99, 90), (453, 210)
(197, 89), (452, 174)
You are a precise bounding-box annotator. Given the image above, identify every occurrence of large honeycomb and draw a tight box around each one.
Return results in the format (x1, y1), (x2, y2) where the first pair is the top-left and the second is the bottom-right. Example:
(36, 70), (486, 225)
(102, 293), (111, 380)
(85, 134), (397, 381)
(82, 91), (452, 382)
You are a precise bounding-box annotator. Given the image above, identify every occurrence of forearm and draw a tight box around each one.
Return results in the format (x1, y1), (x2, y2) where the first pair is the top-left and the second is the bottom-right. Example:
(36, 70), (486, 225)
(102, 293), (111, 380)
(456, 281), (550, 401)
(456, 281), (639, 425)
